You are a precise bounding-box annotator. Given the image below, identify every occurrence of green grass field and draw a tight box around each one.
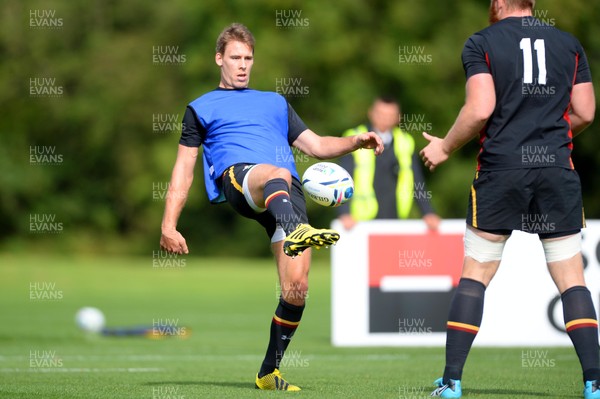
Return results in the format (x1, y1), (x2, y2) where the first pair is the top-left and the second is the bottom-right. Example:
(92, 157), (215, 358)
(0, 253), (587, 398)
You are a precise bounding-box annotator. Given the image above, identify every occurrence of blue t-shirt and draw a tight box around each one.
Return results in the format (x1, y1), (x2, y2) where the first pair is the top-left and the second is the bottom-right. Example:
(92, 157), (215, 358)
(181, 88), (308, 203)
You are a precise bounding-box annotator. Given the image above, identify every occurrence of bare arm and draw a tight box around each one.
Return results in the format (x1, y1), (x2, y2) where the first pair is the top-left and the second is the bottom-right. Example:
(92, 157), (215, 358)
(420, 73), (496, 171)
(570, 82), (595, 136)
(160, 144), (199, 254)
(292, 129), (384, 160)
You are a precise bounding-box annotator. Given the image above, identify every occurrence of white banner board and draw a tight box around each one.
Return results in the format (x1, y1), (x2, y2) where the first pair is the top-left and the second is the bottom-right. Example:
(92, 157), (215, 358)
(331, 219), (600, 346)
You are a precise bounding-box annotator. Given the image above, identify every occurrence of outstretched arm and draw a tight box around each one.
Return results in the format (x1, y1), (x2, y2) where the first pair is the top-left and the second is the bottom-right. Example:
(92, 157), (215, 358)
(292, 129), (384, 160)
(160, 144), (199, 254)
(420, 73), (495, 171)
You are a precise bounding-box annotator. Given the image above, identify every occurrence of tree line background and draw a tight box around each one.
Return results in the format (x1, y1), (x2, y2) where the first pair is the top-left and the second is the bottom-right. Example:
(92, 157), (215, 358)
(2, 0), (599, 257)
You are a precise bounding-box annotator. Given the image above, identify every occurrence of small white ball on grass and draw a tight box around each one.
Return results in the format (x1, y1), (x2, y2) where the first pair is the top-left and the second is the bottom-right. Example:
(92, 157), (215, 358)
(75, 307), (105, 333)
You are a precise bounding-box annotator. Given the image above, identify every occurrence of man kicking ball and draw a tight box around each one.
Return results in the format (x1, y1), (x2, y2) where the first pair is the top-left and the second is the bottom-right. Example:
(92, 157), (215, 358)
(160, 23), (383, 390)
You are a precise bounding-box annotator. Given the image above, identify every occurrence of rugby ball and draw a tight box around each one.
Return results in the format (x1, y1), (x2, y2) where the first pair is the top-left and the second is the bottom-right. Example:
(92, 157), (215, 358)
(75, 307), (106, 333)
(302, 162), (354, 207)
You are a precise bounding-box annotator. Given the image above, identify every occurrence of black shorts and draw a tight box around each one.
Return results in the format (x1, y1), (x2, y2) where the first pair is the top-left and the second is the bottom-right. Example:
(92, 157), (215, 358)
(467, 168), (584, 238)
(221, 163), (308, 241)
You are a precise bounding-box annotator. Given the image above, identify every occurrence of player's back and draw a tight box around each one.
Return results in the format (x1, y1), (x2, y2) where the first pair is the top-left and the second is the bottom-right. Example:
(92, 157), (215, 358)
(464, 16), (591, 170)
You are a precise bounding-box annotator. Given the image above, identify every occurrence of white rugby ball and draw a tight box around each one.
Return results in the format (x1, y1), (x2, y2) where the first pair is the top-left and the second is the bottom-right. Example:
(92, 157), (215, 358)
(302, 162), (354, 207)
(75, 307), (106, 333)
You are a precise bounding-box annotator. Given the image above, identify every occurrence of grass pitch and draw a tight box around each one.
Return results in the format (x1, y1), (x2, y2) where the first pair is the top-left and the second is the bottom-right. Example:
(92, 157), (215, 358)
(0, 253), (586, 398)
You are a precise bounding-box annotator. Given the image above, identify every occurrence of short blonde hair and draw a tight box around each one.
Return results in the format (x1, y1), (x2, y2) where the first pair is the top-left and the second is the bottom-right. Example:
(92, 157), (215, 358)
(215, 23), (255, 55)
(502, 0), (535, 11)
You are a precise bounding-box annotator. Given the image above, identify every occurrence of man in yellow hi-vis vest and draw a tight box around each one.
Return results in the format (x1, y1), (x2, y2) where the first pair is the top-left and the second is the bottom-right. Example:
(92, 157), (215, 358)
(337, 96), (440, 230)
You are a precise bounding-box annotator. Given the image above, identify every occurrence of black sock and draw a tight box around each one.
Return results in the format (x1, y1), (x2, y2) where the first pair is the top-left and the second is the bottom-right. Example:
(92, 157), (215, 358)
(562, 286), (600, 382)
(264, 178), (298, 235)
(258, 298), (304, 377)
(443, 278), (486, 382)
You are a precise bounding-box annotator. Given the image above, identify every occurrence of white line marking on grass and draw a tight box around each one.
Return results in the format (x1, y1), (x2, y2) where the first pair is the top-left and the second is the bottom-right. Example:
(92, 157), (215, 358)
(0, 367), (163, 373)
(0, 353), (413, 362)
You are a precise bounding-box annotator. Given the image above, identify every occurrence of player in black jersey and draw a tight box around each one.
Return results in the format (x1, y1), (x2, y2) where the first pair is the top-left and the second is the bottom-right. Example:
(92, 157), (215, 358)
(421, 0), (598, 398)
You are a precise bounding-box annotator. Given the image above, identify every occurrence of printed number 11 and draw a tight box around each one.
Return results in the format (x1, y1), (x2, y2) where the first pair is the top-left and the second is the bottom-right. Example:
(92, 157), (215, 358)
(520, 38), (547, 84)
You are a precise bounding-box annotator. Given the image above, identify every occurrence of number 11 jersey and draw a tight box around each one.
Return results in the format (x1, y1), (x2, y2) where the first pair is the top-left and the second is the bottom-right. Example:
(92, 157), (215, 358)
(462, 16), (592, 171)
